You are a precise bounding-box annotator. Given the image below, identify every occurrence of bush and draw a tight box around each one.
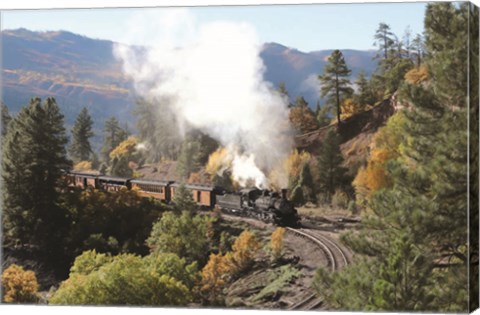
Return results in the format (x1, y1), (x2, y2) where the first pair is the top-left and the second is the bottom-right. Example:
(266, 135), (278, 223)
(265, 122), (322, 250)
(50, 251), (198, 306)
(270, 227), (286, 261)
(200, 253), (232, 305)
(146, 211), (213, 265)
(61, 188), (164, 258)
(1, 264), (39, 303)
(331, 189), (349, 209)
(230, 230), (261, 273)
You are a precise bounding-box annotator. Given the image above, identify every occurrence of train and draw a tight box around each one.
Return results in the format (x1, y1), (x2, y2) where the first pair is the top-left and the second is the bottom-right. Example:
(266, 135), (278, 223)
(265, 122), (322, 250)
(66, 171), (300, 226)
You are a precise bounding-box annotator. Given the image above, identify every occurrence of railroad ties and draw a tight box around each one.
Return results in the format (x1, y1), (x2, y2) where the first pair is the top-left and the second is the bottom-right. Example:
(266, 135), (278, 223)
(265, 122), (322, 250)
(285, 227), (350, 311)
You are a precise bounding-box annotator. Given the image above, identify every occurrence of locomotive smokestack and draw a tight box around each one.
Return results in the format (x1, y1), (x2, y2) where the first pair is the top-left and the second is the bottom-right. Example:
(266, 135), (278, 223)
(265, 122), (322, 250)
(281, 189), (288, 199)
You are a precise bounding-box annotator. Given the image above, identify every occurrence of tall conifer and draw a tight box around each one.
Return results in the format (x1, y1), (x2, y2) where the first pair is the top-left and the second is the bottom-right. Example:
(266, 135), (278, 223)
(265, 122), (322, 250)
(69, 107), (94, 162)
(2, 97), (70, 253)
(319, 50), (353, 123)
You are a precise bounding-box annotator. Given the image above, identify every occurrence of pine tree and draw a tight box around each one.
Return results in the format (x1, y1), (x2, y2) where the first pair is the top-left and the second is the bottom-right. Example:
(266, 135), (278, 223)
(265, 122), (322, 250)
(176, 132), (218, 179)
(316, 130), (348, 202)
(353, 71), (376, 109)
(2, 97), (71, 254)
(101, 117), (127, 166)
(315, 4), (475, 311)
(172, 184), (197, 213)
(402, 26), (412, 59)
(288, 97), (319, 133)
(108, 136), (142, 177)
(1, 103), (12, 137)
(69, 107), (94, 163)
(374, 23), (395, 60)
(316, 103), (331, 128)
(134, 98), (182, 162)
(319, 50), (353, 123)
(468, 3), (479, 311)
(411, 34), (425, 68)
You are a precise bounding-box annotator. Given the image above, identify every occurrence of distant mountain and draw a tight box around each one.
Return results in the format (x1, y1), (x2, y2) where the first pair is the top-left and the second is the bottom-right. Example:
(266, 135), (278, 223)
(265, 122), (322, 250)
(261, 43), (377, 107)
(1, 28), (134, 126)
(1, 29), (378, 131)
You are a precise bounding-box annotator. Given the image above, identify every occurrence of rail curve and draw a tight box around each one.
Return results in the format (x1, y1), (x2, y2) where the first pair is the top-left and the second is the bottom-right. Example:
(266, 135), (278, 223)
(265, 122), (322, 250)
(285, 227), (349, 310)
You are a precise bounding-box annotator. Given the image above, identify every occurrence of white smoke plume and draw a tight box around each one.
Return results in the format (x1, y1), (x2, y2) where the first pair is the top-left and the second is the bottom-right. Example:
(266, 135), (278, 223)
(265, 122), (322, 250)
(114, 8), (293, 188)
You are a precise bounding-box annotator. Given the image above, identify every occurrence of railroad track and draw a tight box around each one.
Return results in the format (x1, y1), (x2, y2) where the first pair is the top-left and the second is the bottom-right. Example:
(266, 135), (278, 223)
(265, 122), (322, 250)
(286, 227), (350, 310)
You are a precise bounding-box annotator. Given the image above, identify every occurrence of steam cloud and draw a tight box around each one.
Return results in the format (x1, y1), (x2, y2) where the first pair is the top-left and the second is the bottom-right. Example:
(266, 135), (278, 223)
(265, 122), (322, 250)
(114, 9), (293, 188)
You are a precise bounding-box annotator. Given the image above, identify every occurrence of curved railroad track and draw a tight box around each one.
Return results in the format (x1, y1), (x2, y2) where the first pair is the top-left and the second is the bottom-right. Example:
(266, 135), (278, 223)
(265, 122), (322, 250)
(285, 227), (350, 310)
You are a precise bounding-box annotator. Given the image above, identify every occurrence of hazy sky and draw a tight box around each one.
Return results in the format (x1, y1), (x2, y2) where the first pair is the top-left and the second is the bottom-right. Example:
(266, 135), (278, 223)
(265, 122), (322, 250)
(1, 1), (428, 52)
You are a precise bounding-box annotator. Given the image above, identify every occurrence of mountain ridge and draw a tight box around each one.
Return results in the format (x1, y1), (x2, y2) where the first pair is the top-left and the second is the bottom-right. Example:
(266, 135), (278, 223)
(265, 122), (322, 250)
(1, 28), (378, 127)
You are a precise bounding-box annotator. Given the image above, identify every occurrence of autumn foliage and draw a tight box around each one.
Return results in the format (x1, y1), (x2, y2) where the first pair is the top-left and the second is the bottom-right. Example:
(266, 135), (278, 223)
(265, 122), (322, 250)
(1, 264), (39, 303)
(230, 230), (261, 272)
(289, 105), (319, 134)
(73, 160), (93, 171)
(200, 230), (261, 304)
(340, 98), (363, 120)
(109, 136), (138, 159)
(200, 253), (232, 303)
(353, 112), (405, 204)
(270, 227), (286, 261)
(205, 147), (231, 176)
(404, 65), (428, 85)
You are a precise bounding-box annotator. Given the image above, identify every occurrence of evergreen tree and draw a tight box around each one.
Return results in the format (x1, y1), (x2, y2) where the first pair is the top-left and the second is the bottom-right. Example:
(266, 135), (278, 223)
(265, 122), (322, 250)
(2, 97), (71, 256)
(1, 103), (12, 137)
(374, 23), (395, 60)
(372, 22), (414, 95)
(290, 162), (315, 205)
(316, 130), (348, 202)
(288, 97), (319, 133)
(319, 50), (353, 123)
(402, 26), (412, 59)
(134, 98), (182, 162)
(172, 184), (197, 213)
(411, 34), (425, 68)
(69, 107), (94, 163)
(277, 82), (292, 108)
(424, 2), (470, 106)
(298, 162), (315, 202)
(315, 3), (476, 312)
(468, 3), (479, 311)
(108, 136), (142, 177)
(353, 71), (376, 108)
(316, 102), (331, 128)
(176, 132), (218, 179)
(101, 117), (127, 166)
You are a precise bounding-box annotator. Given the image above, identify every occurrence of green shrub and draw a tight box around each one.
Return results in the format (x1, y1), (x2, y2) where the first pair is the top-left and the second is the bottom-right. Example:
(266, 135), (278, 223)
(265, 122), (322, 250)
(49, 251), (199, 306)
(146, 211), (213, 265)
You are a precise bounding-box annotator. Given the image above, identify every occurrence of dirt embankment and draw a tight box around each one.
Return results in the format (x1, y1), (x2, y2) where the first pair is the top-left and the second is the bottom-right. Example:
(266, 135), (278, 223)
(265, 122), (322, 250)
(295, 98), (396, 170)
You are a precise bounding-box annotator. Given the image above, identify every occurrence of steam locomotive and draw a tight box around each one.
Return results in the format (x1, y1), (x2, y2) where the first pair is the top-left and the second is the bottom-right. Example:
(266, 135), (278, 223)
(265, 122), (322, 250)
(216, 188), (299, 226)
(66, 171), (300, 227)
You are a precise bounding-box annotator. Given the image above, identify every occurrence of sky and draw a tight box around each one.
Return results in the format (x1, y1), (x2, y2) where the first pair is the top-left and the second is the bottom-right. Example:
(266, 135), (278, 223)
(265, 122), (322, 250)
(1, 1), (429, 52)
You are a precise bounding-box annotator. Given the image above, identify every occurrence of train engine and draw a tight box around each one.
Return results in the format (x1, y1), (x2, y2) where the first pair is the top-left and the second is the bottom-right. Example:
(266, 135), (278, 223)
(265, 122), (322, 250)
(216, 188), (300, 226)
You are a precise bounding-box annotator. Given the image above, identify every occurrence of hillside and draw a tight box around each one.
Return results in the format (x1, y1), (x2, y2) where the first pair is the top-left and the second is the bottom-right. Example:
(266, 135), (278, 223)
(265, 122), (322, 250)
(295, 97), (396, 172)
(1, 29), (377, 126)
(2, 29), (134, 126)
